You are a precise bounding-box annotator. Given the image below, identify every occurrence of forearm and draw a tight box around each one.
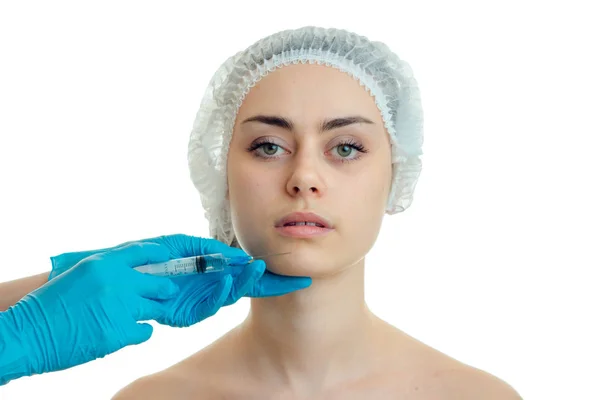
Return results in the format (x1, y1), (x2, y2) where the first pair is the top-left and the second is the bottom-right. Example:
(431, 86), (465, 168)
(0, 273), (49, 312)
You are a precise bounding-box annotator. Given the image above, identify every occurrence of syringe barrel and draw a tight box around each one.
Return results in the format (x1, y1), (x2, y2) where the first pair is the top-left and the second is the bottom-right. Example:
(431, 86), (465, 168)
(134, 253), (227, 277)
(196, 253), (228, 273)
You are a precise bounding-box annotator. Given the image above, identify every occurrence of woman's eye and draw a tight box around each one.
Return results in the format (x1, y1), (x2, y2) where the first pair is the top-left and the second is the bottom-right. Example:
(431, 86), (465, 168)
(247, 139), (367, 162)
(262, 143), (280, 156)
(247, 141), (286, 158)
(336, 144), (354, 158)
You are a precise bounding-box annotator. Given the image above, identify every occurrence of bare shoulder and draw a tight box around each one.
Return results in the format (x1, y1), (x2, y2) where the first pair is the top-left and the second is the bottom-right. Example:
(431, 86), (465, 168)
(110, 358), (221, 400)
(111, 370), (191, 400)
(111, 331), (243, 400)
(374, 323), (522, 399)
(415, 366), (523, 400)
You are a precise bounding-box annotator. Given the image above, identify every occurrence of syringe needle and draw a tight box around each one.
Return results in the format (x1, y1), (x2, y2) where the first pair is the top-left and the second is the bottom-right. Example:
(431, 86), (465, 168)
(249, 251), (292, 262)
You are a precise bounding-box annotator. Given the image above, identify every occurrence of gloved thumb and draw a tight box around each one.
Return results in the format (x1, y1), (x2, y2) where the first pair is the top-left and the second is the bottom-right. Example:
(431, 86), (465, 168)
(127, 323), (154, 346)
(247, 271), (312, 297)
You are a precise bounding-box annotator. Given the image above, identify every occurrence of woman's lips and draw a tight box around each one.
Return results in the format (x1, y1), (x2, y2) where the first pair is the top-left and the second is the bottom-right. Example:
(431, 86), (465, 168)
(275, 225), (334, 238)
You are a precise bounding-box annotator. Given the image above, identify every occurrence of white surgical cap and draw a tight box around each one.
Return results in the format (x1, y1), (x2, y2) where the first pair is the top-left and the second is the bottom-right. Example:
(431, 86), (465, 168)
(188, 26), (424, 246)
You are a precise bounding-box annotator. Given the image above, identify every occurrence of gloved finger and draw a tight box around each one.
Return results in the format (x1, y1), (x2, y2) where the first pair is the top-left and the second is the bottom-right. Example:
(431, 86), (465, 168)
(128, 270), (180, 300)
(101, 242), (171, 268)
(158, 234), (249, 259)
(113, 237), (174, 253)
(246, 271), (312, 297)
(104, 234), (197, 258)
(224, 261), (266, 306)
(197, 237), (249, 258)
(49, 245), (126, 280)
(51, 239), (169, 274)
(150, 234), (207, 257)
(112, 234), (247, 259)
(196, 274), (233, 321)
(133, 298), (170, 322)
(50, 249), (109, 274)
(127, 323), (154, 346)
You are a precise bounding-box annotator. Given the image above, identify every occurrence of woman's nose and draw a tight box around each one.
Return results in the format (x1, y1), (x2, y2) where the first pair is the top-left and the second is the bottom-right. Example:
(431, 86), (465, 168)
(285, 154), (327, 199)
(290, 184), (318, 195)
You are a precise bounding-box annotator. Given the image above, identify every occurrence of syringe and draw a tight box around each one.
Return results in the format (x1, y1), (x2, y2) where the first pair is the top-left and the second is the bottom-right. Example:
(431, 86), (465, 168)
(133, 252), (290, 277)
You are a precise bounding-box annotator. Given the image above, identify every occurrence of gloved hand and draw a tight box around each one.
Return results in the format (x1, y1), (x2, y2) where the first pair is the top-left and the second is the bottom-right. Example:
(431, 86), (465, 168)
(0, 242), (217, 385)
(49, 234), (312, 327)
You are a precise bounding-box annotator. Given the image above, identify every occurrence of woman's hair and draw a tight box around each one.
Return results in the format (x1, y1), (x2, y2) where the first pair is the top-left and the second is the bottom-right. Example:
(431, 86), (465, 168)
(188, 26), (425, 246)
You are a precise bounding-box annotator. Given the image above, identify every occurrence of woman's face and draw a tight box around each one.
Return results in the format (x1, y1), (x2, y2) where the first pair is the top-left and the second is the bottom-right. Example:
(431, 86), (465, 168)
(227, 63), (392, 277)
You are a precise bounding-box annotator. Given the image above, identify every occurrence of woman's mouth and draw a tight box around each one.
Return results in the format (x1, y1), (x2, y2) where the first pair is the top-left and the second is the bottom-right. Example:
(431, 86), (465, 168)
(275, 222), (334, 238)
(284, 222), (325, 227)
(274, 211), (334, 238)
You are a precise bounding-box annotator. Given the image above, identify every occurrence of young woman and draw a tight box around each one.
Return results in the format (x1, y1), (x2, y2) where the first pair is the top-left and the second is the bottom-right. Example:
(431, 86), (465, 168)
(114, 26), (521, 399)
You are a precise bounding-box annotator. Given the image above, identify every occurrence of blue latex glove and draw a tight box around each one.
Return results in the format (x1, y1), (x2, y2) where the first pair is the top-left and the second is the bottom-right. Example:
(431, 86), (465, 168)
(0, 242), (215, 385)
(49, 234), (312, 327)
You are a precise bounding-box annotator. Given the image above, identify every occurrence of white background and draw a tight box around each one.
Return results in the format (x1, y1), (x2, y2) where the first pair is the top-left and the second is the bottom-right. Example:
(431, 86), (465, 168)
(1, 1), (598, 399)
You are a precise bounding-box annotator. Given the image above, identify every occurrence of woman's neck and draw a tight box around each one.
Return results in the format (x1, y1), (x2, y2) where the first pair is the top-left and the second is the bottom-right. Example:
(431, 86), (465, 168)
(237, 258), (384, 393)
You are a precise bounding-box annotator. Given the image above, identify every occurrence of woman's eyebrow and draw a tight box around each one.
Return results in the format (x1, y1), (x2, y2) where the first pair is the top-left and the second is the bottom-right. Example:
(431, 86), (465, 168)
(241, 115), (374, 133)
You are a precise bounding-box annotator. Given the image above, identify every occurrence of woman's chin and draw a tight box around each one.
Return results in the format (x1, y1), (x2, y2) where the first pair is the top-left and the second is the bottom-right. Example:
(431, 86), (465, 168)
(264, 257), (349, 278)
